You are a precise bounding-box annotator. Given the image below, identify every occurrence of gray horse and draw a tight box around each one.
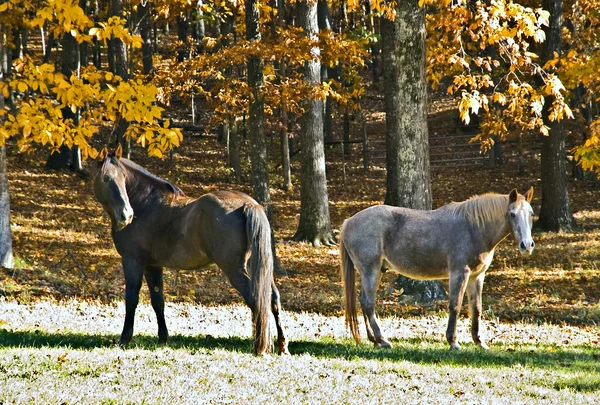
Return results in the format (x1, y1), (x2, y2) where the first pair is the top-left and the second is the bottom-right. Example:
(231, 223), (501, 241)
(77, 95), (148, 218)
(341, 188), (534, 350)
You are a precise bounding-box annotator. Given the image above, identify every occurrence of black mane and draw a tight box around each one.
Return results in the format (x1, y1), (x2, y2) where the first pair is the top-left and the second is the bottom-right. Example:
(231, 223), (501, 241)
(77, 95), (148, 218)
(102, 157), (185, 205)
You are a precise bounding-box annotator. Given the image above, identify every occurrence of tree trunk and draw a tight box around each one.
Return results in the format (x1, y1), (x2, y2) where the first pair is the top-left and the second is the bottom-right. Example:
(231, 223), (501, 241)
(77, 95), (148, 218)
(246, 0), (270, 211)
(46, 32), (82, 171)
(0, 145), (12, 268)
(0, 31), (13, 268)
(228, 118), (242, 180)
(177, 13), (189, 62)
(318, 0), (334, 145)
(111, 0), (129, 148)
(247, 0), (282, 272)
(293, 0), (335, 246)
(382, 3), (431, 209)
(139, 0), (153, 74)
(191, 0), (205, 53)
(536, 0), (577, 232)
(382, 2), (442, 302)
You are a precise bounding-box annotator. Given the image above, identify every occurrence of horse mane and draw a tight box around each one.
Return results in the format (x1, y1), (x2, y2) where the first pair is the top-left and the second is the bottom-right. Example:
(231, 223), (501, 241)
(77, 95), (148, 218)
(98, 156), (185, 203)
(448, 193), (509, 228)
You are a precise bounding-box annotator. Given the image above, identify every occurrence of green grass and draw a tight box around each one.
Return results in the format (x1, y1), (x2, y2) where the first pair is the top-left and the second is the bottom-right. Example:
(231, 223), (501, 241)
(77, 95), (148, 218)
(1, 299), (599, 404)
(1, 329), (599, 403)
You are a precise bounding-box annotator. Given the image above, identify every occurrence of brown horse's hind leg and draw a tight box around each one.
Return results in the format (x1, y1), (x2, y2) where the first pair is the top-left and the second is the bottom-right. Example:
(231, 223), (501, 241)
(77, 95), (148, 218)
(467, 272), (488, 349)
(271, 282), (289, 355)
(223, 268), (272, 354)
(358, 270), (392, 349)
(120, 256), (146, 347)
(145, 266), (169, 344)
(446, 264), (470, 350)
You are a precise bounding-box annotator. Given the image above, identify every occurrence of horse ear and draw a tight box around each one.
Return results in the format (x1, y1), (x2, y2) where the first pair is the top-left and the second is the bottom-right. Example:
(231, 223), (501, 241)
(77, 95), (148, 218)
(98, 147), (108, 161)
(115, 144), (123, 159)
(524, 186), (534, 202)
(509, 188), (518, 203)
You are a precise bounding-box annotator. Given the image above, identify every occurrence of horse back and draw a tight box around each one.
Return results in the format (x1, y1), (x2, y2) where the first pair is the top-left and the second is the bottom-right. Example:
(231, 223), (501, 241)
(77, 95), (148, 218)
(342, 205), (479, 280)
(114, 190), (257, 271)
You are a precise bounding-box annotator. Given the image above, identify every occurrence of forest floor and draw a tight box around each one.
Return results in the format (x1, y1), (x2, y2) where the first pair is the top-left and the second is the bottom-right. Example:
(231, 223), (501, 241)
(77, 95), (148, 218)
(2, 83), (600, 327)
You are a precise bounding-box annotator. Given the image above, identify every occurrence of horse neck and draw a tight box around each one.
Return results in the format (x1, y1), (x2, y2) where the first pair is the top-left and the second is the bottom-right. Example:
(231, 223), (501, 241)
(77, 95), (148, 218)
(121, 161), (170, 209)
(482, 215), (510, 251)
(463, 195), (511, 250)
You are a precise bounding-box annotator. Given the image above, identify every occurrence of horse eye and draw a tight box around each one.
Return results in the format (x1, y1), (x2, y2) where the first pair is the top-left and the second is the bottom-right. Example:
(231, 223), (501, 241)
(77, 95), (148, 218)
(510, 212), (516, 218)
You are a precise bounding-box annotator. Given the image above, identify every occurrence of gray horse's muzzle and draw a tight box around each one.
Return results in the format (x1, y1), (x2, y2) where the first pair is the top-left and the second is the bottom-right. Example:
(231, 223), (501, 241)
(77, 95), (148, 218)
(519, 239), (535, 255)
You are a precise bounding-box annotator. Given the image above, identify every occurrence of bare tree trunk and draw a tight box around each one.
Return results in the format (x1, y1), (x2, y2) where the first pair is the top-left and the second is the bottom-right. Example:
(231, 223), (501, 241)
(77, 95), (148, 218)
(381, 1), (443, 302)
(537, 0), (577, 232)
(0, 145), (12, 268)
(382, 2), (431, 209)
(294, 0), (335, 246)
(0, 29), (13, 268)
(228, 118), (242, 180)
(246, 0), (270, 211)
(191, 0), (205, 53)
(46, 32), (82, 171)
(111, 0), (129, 148)
(139, 0), (153, 74)
(177, 13), (189, 62)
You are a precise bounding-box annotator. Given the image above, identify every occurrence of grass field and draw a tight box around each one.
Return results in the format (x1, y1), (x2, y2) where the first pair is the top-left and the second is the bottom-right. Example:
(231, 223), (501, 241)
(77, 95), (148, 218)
(1, 299), (600, 404)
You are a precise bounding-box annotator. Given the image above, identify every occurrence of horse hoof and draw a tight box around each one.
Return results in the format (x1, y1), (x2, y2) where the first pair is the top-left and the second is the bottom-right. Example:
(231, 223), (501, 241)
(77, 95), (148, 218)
(278, 342), (290, 356)
(379, 340), (393, 349)
(477, 342), (489, 350)
(449, 342), (461, 350)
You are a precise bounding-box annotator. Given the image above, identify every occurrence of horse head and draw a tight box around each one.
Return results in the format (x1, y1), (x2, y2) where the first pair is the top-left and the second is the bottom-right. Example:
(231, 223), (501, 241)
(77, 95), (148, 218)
(507, 187), (535, 255)
(91, 144), (133, 231)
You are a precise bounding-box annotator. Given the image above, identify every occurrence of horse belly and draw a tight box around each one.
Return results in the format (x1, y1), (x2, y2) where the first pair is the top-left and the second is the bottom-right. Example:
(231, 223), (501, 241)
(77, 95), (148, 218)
(387, 263), (449, 280)
(153, 240), (213, 270)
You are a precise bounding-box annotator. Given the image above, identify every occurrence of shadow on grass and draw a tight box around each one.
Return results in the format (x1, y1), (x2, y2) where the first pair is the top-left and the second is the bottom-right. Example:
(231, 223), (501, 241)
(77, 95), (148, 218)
(1, 329), (599, 377)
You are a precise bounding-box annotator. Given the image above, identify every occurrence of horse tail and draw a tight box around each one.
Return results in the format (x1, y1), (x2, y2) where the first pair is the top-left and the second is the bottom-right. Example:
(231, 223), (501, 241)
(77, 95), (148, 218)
(244, 203), (273, 355)
(340, 222), (361, 344)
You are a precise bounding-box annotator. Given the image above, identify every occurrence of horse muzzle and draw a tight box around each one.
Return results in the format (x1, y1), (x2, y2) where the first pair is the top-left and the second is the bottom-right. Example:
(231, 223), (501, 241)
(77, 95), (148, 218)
(519, 239), (535, 256)
(114, 207), (134, 231)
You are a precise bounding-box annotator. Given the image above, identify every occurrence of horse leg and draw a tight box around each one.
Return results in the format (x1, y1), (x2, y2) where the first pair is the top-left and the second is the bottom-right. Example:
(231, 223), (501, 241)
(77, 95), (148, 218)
(467, 272), (488, 349)
(446, 264), (470, 350)
(223, 268), (272, 353)
(358, 290), (377, 345)
(271, 281), (289, 355)
(145, 266), (169, 344)
(120, 256), (145, 347)
(357, 266), (392, 349)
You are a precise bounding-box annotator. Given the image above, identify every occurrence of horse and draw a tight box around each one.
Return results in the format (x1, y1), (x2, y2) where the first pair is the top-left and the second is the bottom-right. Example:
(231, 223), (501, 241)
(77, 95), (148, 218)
(90, 146), (288, 355)
(340, 188), (535, 350)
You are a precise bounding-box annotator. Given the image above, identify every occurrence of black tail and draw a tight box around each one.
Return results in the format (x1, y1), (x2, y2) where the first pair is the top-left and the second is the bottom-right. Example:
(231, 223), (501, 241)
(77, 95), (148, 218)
(244, 203), (273, 355)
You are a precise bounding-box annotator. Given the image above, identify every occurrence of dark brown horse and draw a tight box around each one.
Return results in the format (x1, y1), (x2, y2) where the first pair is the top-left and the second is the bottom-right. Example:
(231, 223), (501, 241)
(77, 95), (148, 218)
(90, 146), (288, 355)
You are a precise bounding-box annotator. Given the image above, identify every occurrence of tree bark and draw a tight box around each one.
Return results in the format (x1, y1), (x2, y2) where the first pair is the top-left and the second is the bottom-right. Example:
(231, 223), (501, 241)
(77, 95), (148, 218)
(177, 13), (189, 62)
(382, 2), (431, 209)
(111, 0), (129, 148)
(0, 31), (13, 268)
(293, 0), (335, 246)
(0, 145), (12, 268)
(318, 0), (334, 145)
(246, 0), (270, 211)
(46, 32), (82, 171)
(536, 0), (577, 232)
(191, 0), (205, 53)
(382, 2), (442, 302)
(139, 0), (153, 74)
